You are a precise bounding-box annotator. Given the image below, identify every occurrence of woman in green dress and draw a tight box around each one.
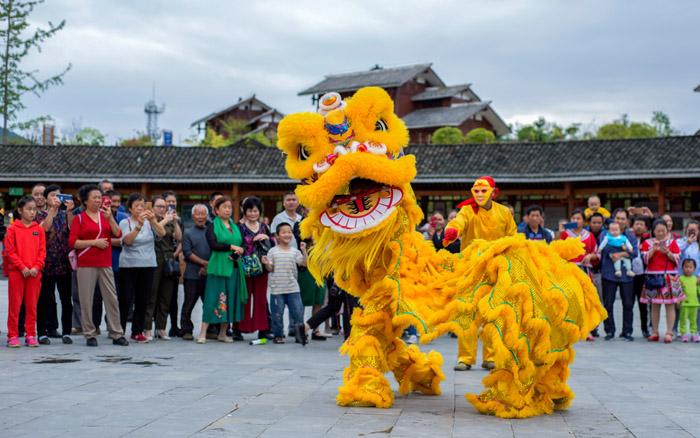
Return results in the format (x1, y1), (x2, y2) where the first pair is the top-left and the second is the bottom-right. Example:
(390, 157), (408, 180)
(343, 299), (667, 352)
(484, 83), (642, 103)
(196, 196), (247, 344)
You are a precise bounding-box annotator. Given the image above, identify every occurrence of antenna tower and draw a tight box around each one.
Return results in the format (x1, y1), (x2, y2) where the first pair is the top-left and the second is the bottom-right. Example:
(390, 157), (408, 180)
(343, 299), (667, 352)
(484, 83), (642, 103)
(145, 84), (165, 143)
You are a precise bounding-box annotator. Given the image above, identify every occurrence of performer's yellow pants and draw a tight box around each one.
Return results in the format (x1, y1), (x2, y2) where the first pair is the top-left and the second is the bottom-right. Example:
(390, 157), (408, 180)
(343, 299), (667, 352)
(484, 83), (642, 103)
(457, 331), (494, 364)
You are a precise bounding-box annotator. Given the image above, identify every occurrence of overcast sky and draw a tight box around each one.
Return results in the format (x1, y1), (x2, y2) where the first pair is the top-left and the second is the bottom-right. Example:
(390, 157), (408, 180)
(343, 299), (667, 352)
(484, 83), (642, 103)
(18, 0), (700, 143)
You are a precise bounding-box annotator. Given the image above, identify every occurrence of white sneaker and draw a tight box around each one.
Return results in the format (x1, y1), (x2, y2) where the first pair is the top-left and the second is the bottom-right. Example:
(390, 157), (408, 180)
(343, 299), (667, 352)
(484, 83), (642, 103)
(407, 335), (418, 344)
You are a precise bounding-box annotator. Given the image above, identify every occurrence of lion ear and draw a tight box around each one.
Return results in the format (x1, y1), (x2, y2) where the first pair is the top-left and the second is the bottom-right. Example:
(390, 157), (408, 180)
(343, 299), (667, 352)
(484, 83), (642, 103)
(276, 112), (324, 155)
(277, 112), (332, 181)
(345, 87), (409, 153)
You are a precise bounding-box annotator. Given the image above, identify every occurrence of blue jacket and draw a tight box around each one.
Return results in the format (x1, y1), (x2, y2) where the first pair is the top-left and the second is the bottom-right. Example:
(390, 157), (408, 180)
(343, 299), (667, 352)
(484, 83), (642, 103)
(517, 222), (552, 244)
(600, 229), (638, 283)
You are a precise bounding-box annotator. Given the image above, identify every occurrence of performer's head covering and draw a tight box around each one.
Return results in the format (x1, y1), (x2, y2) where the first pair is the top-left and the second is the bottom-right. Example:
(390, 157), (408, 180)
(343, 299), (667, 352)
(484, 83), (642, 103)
(457, 176), (499, 212)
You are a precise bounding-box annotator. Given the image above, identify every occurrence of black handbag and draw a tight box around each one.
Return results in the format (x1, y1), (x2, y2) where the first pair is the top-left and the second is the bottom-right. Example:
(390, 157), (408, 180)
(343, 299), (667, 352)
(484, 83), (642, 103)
(164, 258), (180, 277)
(644, 257), (669, 299)
(254, 238), (272, 259)
(644, 274), (666, 290)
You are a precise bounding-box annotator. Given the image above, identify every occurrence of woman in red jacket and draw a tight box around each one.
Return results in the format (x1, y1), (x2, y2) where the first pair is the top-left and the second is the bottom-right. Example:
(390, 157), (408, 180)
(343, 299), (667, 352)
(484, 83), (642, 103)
(3, 196), (45, 348)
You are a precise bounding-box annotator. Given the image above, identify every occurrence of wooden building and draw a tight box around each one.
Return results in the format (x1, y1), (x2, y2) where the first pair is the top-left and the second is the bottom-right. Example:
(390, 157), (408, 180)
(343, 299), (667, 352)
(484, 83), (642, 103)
(1, 135), (700, 230)
(298, 63), (510, 143)
(190, 95), (283, 141)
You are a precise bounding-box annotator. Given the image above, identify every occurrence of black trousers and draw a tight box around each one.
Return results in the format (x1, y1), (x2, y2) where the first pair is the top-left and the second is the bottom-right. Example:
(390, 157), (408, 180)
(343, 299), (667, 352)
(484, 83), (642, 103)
(37, 273), (72, 336)
(602, 279), (635, 336)
(180, 278), (206, 334)
(169, 278), (180, 331)
(307, 290), (344, 330)
(119, 267), (154, 335)
(342, 294), (360, 340)
(633, 274), (649, 333)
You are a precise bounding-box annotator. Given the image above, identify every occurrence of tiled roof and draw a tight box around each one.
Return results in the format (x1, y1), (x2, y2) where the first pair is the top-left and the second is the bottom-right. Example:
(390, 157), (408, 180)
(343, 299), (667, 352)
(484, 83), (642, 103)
(411, 84), (472, 102)
(402, 103), (489, 129)
(0, 139), (289, 184)
(409, 135), (700, 182)
(299, 63), (438, 95)
(2, 136), (699, 184)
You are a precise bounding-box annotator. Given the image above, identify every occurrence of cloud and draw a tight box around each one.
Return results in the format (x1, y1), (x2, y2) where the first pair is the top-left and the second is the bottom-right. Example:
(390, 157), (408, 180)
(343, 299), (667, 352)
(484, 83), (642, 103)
(14, 0), (700, 143)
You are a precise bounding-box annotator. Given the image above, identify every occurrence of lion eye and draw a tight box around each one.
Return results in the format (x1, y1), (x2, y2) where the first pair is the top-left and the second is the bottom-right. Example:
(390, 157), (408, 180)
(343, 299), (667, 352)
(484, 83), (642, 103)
(298, 144), (311, 161)
(374, 119), (388, 132)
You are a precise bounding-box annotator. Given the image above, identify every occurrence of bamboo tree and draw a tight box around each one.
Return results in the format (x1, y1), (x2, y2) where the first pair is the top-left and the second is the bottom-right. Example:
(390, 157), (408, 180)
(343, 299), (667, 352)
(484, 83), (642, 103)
(0, 0), (70, 143)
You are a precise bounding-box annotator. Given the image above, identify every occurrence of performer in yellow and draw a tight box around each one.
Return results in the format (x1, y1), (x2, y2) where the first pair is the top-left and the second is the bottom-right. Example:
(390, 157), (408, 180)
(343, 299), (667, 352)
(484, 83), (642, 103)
(275, 86), (605, 418)
(443, 176), (516, 371)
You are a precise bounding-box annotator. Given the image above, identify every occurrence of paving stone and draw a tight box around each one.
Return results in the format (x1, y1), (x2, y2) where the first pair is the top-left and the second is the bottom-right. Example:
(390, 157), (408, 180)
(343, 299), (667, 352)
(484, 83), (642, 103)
(0, 279), (697, 437)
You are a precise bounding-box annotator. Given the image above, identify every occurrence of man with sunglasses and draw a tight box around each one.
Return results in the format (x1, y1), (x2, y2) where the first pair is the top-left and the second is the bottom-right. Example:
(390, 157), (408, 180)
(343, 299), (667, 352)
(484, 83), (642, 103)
(443, 176), (517, 372)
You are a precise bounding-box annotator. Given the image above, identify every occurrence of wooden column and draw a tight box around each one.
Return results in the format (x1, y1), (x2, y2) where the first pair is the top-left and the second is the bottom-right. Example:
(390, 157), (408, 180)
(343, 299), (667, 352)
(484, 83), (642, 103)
(654, 179), (666, 215)
(232, 183), (240, 222)
(564, 182), (575, 217)
(140, 183), (151, 199)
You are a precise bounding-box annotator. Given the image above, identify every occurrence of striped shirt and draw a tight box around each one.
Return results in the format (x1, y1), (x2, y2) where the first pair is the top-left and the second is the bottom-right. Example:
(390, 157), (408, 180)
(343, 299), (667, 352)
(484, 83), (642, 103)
(266, 246), (305, 295)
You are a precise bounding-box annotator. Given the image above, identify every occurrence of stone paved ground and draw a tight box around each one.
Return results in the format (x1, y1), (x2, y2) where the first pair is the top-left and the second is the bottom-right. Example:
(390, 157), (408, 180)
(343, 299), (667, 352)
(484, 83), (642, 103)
(0, 279), (698, 437)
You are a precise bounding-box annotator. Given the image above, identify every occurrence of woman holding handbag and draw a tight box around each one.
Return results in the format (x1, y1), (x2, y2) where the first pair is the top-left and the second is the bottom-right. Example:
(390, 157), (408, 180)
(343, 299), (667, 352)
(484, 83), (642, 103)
(196, 196), (247, 344)
(640, 219), (683, 343)
(236, 197), (272, 340)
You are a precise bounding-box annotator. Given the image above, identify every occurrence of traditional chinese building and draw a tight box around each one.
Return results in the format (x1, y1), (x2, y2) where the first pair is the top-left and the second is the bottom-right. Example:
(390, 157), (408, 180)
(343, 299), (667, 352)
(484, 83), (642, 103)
(1, 136), (699, 231)
(298, 63), (509, 143)
(190, 95), (283, 141)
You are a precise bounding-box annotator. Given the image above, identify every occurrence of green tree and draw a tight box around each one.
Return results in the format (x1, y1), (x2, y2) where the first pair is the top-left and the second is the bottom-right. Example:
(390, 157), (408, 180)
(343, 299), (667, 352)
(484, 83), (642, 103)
(219, 117), (249, 140)
(200, 127), (229, 148)
(120, 132), (154, 147)
(73, 127), (105, 145)
(514, 117), (583, 142)
(651, 111), (675, 137)
(0, 0), (71, 143)
(464, 127), (496, 144)
(431, 126), (463, 144)
(596, 114), (658, 139)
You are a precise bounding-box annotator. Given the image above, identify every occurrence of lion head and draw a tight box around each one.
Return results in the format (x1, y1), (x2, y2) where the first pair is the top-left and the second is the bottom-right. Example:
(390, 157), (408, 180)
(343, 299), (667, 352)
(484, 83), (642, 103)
(277, 87), (424, 283)
(277, 87), (422, 235)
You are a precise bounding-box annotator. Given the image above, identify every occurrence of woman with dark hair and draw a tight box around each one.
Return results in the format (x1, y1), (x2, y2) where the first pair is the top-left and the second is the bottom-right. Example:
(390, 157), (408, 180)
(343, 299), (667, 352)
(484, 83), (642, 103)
(560, 209), (598, 269)
(118, 192), (165, 343)
(640, 219), (682, 343)
(196, 196), (247, 343)
(679, 220), (700, 276)
(35, 184), (75, 345)
(236, 196), (272, 339)
(68, 184), (128, 347)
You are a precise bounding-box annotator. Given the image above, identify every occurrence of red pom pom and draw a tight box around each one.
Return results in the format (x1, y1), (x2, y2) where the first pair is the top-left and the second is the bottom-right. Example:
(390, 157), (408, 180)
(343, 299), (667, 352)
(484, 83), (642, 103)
(443, 228), (458, 245)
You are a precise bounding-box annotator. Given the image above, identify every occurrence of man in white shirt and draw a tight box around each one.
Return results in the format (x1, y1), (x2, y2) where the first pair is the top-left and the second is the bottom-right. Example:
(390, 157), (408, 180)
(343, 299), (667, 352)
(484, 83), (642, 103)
(271, 192), (301, 249)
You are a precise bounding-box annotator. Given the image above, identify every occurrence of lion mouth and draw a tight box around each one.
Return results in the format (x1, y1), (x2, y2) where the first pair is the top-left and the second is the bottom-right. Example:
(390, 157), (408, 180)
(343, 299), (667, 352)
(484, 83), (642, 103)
(320, 178), (403, 235)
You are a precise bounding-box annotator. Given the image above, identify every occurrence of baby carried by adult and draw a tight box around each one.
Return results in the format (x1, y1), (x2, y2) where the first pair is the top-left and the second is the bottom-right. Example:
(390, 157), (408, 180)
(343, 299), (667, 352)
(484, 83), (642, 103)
(599, 222), (636, 277)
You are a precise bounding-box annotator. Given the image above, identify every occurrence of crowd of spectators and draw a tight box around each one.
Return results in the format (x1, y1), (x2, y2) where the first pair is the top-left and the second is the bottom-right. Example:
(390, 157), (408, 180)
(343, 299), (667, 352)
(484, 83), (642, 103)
(1, 183), (698, 349)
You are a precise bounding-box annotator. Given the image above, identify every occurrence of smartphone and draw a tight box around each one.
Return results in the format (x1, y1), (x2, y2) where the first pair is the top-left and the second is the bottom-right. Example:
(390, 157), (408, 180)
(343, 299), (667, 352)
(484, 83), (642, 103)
(167, 205), (176, 213)
(57, 194), (73, 204)
(145, 201), (153, 210)
(563, 222), (578, 230)
(101, 195), (112, 209)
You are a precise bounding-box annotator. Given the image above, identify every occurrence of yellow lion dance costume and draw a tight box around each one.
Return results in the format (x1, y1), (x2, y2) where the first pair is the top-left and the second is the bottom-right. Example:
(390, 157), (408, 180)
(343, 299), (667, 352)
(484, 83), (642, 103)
(276, 87), (606, 418)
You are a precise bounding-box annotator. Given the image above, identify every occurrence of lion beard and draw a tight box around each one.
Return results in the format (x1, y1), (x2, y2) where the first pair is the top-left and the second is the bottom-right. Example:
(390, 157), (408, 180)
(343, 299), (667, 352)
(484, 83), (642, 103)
(306, 206), (416, 292)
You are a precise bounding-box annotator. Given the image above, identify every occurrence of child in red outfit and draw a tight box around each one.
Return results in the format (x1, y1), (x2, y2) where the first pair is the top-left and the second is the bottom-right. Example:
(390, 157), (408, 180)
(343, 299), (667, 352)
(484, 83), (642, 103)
(3, 196), (46, 347)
